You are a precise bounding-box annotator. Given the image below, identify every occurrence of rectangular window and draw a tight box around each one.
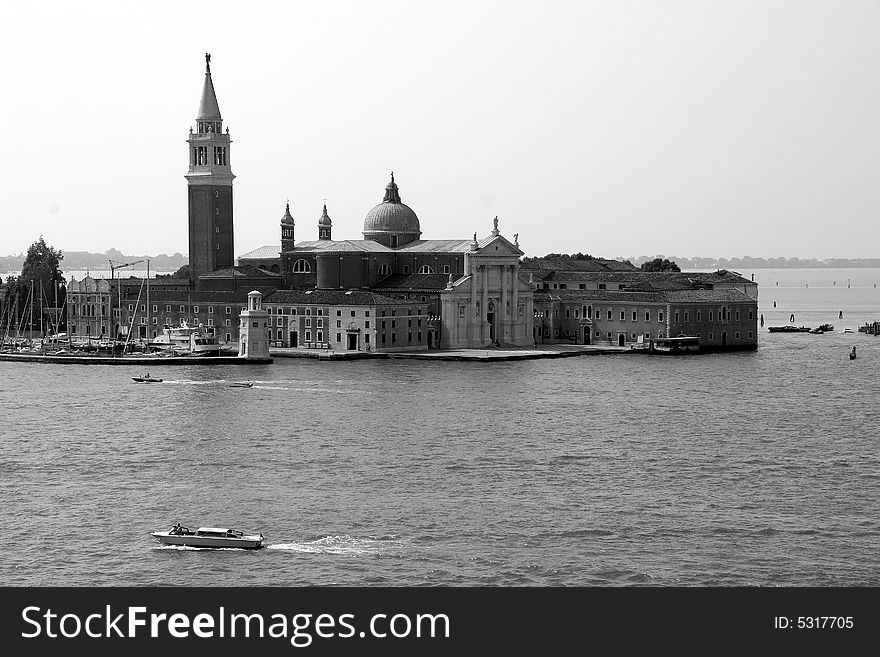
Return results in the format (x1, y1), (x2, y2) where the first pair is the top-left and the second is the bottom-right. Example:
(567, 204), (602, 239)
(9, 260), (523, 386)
(408, 331), (412, 342)
(152, 305), (157, 313)
(336, 333), (341, 343)
(749, 310), (753, 320)
(392, 332), (397, 343)
(336, 320), (341, 328)
(709, 332), (714, 340)
(193, 306), (199, 313)
(128, 304), (134, 312)
(336, 310), (342, 316)
(165, 304), (171, 312)
(208, 318), (214, 326)
(317, 309), (323, 316)
(574, 309), (580, 319)
(317, 319), (323, 328)
(306, 308), (311, 316)
(276, 318), (283, 327)
(675, 311), (680, 322)
(306, 330), (312, 341)
(208, 306), (214, 314)
(645, 311), (650, 322)
(684, 312), (689, 322)
(565, 308), (570, 318)
(632, 311), (637, 322)
(735, 332), (741, 339)
(225, 319), (230, 327)
(579, 284), (586, 290)
(697, 311), (701, 322)
(364, 320), (370, 329)
(350, 310), (356, 317)
(443, 265), (450, 274)
(226, 307), (231, 314)
(736, 311), (741, 321)
(365, 334), (370, 344)
(620, 310), (626, 321)
(607, 310), (612, 320)
(658, 311), (664, 322)
(305, 318), (311, 327)
(178, 305), (184, 313)
(748, 331), (753, 339)
(317, 331), (323, 342)
(365, 311), (370, 317)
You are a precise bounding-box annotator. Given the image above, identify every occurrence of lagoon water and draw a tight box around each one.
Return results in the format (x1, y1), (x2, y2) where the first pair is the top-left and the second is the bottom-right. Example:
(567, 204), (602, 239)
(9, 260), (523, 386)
(1, 268), (879, 586)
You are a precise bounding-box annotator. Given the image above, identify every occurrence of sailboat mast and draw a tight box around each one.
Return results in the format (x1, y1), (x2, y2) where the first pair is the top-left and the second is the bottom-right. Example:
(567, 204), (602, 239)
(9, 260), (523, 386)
(146, 258), (150, 344)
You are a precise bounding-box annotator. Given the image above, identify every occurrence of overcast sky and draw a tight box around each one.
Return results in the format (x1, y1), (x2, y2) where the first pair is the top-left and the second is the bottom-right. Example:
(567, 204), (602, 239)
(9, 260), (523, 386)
(2, 0), (880, 262)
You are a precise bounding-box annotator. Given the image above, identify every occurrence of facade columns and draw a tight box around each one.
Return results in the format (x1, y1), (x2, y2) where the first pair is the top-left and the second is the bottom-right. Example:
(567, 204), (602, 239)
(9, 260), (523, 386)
(511, 264), (519, 341)
(481, 264), (488, 343)
(501, 264), (509, 344)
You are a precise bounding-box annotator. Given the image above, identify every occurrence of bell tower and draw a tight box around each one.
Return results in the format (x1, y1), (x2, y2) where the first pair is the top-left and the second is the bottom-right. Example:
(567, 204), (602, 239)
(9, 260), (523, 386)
(280, 201), (295, 252)
(186, 53), (235, 280)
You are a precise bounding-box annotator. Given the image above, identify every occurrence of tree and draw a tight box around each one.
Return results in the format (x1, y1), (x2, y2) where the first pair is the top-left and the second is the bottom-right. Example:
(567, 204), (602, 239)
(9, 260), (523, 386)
(2, 237), (67, 335)
(640, 257), (681, 272)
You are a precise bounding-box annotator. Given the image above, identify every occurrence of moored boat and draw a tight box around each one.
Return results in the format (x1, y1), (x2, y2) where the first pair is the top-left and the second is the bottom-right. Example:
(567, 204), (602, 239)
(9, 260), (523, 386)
(151, 524), (265, 549)
(767, 325), (811, 333)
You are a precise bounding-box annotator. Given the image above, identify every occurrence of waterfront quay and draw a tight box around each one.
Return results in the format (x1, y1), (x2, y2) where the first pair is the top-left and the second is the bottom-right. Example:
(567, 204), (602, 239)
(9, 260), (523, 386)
(0, 353), (271, 366)
(269, 343), (629, 361)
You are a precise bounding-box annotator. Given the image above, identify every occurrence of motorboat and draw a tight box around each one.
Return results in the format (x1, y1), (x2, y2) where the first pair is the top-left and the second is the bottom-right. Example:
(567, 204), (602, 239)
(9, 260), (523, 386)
(230, 381), (253, 388)
(151, 320), (221, 356)
(132, 374), (163, 383)
(844, 328), (854, 334)
(151, 524), (265, 549)
(767, 326), (811, 333)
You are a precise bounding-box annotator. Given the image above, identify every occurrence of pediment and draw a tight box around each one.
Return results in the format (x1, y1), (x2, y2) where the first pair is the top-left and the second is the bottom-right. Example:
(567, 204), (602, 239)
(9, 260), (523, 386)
(475, 235), (523, 257)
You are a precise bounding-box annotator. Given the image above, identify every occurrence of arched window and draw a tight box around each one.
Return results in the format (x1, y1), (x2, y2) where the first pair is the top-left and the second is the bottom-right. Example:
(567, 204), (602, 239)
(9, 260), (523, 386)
(292, 259), (311, 273)
(417, 265), (435, 274)
(378, 263), (391, 276)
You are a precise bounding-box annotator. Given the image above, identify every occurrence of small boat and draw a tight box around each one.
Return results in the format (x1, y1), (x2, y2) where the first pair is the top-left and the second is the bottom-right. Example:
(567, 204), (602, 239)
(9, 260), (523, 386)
(843, 328), (854, 334)
(230, 381), (253, 388)
(151, 524), (265, 549)
(817, 324), (834, 332)
(132, 374), (163, 383)
(767, 325), (811, 333)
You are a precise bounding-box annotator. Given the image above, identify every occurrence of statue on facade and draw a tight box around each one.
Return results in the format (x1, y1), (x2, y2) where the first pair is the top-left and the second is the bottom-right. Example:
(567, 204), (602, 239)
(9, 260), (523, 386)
(493, 216), (498, 231)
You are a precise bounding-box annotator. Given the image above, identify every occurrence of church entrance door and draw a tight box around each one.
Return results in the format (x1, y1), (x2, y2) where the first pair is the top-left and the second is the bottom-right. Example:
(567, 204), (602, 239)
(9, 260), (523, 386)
(347, 333), (358, 350)
(290, 331), (298, 348)
(487, 312), (495, 342)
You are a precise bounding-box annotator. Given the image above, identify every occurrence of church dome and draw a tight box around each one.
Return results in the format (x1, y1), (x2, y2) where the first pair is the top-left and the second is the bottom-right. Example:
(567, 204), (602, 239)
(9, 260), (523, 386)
(362, 173), (421, 240)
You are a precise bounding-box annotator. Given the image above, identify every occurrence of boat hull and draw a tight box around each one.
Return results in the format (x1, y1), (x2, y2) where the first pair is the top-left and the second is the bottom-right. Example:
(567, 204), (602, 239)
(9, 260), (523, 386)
(151, 532), (264, 549)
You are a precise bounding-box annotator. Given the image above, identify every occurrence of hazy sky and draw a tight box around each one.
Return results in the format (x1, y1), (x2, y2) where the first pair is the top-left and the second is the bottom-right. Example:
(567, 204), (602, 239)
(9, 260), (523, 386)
(2, 0), (880, 261)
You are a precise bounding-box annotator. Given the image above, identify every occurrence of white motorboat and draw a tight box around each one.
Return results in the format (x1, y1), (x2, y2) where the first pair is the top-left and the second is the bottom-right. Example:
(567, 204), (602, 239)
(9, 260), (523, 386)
(151, 524), (265, 549)
(151, 320), (221, 356)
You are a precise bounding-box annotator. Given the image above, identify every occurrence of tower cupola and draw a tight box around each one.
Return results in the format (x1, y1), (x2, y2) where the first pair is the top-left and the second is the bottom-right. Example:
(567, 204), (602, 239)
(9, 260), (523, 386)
(318, 203), (332, 240)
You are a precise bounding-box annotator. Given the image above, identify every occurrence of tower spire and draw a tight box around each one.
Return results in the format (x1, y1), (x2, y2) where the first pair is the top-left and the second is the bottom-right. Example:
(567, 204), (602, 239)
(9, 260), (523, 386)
(198, 53), (222, 120)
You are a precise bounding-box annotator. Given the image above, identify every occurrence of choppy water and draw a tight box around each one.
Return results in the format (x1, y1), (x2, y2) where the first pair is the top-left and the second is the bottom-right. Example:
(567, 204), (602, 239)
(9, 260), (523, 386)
(2, 269), (879, 586)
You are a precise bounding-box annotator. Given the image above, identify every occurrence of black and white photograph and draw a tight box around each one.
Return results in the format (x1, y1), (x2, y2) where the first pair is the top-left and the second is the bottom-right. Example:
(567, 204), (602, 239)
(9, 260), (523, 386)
(1, 0), (878, 650)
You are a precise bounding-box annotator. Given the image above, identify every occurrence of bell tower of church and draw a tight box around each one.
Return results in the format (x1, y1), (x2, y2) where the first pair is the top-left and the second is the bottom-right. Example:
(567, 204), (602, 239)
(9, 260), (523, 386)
(186, 53), (235, 280)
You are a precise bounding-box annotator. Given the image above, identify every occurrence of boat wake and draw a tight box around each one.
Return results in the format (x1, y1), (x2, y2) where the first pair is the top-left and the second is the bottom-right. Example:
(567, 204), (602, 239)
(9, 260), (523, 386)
(268, 534), (411, 556)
